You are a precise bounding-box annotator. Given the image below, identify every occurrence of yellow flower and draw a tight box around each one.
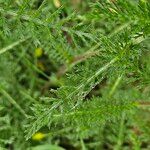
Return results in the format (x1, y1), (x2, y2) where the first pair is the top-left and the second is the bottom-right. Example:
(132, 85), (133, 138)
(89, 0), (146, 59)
(34, 48), (43, 58)
(32, 132), (46, 141)
(53, 0), (61, 8)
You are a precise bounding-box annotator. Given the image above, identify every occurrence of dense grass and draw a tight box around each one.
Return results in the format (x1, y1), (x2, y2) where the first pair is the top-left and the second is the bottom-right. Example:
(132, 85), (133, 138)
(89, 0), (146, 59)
(0, 0), (150, 149)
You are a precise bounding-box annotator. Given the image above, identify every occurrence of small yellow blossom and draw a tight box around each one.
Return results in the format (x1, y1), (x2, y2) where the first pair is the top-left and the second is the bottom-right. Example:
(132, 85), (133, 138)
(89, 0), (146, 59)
(32, 132), (46, 141)
(53, 0), (61, 8)
(34, 48), (43, 58)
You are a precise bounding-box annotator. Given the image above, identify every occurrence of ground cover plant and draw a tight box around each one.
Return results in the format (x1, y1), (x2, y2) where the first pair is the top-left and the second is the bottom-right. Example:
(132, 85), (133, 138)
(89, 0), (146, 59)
(0, 0), (150, 149)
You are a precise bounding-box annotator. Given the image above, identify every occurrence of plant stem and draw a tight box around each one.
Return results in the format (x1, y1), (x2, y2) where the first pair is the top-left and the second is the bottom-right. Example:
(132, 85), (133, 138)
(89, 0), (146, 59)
(0, 88), (27, 118)
(109, 74), (123, 97)
(0, 38), (29, 55)
(114, 113), (125, 150)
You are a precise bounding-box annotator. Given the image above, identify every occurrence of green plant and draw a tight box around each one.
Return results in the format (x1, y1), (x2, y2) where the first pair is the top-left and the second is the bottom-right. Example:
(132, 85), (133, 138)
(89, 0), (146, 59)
(0, 0), (150, 149)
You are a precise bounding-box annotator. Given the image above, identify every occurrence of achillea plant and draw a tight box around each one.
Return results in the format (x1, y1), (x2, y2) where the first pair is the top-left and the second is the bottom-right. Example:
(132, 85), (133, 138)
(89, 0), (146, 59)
(0, 0), (150, 149)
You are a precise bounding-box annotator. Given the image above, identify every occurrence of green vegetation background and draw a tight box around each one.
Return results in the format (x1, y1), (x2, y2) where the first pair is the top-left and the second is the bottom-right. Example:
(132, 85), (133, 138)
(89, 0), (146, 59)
(0, 0), (150, 150)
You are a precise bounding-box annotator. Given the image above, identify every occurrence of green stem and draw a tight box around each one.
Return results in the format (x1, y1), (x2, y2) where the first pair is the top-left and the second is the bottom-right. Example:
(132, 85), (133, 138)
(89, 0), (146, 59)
(114, 113), (125, 150)
(0, 37), (29, 55)
(0, 88), (27, 118)
(109, 74), (123, 97)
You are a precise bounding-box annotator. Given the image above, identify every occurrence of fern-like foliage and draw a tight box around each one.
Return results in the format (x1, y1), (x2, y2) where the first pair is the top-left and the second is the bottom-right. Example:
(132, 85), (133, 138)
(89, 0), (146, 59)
(24, 0), (150, 140)
(0, 0), (150, 149)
